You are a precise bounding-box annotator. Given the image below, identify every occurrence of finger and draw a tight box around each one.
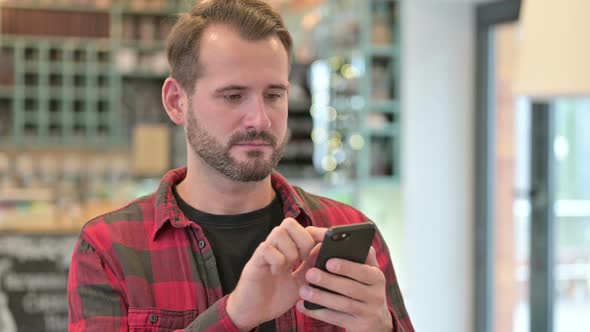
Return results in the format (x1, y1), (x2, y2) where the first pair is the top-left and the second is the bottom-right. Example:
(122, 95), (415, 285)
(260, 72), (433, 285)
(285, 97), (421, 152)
(365, 246), (379, 267)
(293, 243), (322, 280)
(299, 243), (322, 268)
(296, 300), (356, 328)
(298, 284), (365, 316)
(301, 243), (322, 270)
(267, 226), (300, 269)
(305, 267), (370, 302)
(280, 218), (316, 259)
(305, 226), (328, 242)
(251, 242), (286, 275)
(325, 257), (385, 286)
(308, 243), (322, 260)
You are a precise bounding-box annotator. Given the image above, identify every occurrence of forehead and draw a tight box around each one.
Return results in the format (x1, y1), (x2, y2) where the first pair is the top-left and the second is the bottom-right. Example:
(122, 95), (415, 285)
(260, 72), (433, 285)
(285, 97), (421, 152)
(195, 24), (290, 84)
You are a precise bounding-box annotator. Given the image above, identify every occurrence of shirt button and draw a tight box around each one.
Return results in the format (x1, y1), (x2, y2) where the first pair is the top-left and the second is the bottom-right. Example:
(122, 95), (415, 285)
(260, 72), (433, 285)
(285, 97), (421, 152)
(149, 313), (158, 324)
(198, 240), (206, 249)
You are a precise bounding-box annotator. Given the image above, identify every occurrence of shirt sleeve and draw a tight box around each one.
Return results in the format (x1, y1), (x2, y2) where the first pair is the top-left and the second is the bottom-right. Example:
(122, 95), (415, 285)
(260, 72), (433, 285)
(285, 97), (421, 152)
(180, 295), (239, 332)
(68, 238), (128, 332)
(373, 226), (415, 332)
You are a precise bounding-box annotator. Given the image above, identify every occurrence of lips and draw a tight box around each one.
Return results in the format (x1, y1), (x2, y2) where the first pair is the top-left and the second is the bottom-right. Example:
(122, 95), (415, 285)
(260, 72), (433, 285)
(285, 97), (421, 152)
(235, 140), (272, 146)
(228, 131), (277, 148)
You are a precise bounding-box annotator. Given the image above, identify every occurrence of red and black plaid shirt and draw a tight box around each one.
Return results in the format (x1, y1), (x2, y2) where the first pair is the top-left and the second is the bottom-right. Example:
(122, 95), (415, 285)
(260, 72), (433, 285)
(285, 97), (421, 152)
(68, 167), (414, 331)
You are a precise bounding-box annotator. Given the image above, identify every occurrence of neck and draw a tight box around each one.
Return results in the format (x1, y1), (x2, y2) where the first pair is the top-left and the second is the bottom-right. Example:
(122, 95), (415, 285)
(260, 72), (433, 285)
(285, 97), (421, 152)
(177, 156), (275, 215)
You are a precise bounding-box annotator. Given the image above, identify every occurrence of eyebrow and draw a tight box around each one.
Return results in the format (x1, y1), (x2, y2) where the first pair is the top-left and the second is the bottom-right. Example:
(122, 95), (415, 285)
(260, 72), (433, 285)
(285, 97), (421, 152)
(214, 83), (287, 94)
(268, 84), (288, 91)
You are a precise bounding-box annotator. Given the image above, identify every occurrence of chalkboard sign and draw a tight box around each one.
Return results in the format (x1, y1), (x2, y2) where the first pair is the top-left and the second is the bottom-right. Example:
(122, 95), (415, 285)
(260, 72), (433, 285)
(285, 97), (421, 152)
(0, 234), (77, 332)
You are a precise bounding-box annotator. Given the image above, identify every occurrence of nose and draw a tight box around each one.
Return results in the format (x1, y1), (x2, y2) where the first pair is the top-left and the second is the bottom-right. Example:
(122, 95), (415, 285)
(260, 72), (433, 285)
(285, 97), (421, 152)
(243, 96), (271, 131)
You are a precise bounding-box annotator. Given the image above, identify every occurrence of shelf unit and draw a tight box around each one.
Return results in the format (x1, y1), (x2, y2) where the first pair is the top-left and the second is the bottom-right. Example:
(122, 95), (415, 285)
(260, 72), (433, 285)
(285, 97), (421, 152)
(0, 36), (119, 146)
(0, 0), (185, 147)
(0, 187), (57, 230)
(276, 61), (317, 179)
(0, 0), (320, 179)
(312, 0), (401, 185)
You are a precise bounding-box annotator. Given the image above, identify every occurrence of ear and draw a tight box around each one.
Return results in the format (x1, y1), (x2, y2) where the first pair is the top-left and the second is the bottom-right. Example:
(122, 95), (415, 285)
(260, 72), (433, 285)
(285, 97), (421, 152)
(162, 77), (189, 125)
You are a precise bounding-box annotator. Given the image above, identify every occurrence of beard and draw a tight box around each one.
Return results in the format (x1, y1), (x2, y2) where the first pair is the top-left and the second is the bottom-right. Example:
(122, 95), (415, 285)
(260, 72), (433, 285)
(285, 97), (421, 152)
(185, 108), (287, 182)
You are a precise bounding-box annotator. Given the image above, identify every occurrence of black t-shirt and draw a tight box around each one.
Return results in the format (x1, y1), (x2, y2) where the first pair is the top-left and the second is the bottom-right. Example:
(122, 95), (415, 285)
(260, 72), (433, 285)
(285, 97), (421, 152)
(173, 186), (282, 332)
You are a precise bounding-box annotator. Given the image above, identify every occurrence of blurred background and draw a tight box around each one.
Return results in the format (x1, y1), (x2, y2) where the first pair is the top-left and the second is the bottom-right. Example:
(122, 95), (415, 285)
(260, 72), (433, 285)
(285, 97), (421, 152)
(0, 0), (588, 331)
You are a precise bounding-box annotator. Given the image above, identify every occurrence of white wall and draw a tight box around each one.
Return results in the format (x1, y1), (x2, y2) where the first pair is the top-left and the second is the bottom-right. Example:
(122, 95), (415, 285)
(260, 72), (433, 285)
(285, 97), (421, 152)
(401, 1), (475, 331)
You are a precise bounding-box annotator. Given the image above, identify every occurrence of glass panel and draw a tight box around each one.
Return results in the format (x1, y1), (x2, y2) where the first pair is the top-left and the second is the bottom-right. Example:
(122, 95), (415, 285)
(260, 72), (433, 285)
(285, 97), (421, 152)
(491, 22), (531, 332)
(554, 99), (590, 331)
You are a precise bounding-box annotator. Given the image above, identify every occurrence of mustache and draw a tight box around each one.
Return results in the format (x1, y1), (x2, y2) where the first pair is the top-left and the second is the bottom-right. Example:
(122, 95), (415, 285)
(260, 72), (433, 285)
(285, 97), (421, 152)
(228, 131), (277, 147)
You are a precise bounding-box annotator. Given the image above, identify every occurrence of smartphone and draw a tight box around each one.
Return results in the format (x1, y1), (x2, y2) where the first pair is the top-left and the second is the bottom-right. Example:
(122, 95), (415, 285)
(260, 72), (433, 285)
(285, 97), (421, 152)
(303, 222), (376, 310)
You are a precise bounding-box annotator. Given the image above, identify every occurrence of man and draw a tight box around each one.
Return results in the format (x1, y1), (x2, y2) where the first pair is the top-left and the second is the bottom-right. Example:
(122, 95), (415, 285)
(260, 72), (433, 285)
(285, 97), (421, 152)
(67, 0), (413, 331)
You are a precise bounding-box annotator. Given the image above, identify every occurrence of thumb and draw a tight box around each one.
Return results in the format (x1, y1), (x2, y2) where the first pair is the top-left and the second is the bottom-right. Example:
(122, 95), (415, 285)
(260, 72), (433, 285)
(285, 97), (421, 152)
(365, 246), (379, 267)
(305, 226), (328, 243)
(293, 243), (322, 280)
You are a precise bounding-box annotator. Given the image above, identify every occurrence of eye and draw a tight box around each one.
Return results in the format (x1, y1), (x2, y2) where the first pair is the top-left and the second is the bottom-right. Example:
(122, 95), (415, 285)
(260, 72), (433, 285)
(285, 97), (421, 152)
(265, 93), (283, 101)
(224, 94), (242, 102)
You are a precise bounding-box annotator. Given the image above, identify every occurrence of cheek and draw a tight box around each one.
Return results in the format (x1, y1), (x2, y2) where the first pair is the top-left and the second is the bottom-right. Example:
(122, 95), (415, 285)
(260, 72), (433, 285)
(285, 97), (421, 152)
(270, 106), (288, 125)
(197, 108), (238, 135)
(272, 112), (288, 136)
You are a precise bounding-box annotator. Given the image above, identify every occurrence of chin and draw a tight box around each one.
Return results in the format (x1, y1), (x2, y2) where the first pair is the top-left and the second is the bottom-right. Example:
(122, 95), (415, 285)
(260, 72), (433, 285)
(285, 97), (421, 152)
(236, 150), (267, 160)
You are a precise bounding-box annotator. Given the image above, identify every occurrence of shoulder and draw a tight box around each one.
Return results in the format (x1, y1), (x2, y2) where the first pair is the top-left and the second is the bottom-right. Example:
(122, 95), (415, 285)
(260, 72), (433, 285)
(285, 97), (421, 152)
(79, 193), (157, 251)
(292, 186), (369, 228)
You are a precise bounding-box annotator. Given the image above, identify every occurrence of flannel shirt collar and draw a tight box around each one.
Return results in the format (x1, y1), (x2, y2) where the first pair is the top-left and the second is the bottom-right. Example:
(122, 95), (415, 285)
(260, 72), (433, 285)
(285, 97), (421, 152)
(152, 167), (312, 240)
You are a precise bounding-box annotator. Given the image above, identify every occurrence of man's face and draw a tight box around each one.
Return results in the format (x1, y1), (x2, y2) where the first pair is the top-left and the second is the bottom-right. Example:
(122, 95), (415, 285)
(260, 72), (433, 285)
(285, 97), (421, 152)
(185, 24), (290, 182)
(185, 106), (287, 182)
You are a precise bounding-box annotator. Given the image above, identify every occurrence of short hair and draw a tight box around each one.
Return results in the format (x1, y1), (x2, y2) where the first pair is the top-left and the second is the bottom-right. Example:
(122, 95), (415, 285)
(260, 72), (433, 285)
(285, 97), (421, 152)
(166, 0), (293, 92)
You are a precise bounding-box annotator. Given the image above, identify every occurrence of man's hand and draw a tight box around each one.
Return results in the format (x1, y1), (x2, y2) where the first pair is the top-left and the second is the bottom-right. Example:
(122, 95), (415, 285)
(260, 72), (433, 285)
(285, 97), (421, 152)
(226, 218), (326, 331)
(295, 247), (394, 332)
